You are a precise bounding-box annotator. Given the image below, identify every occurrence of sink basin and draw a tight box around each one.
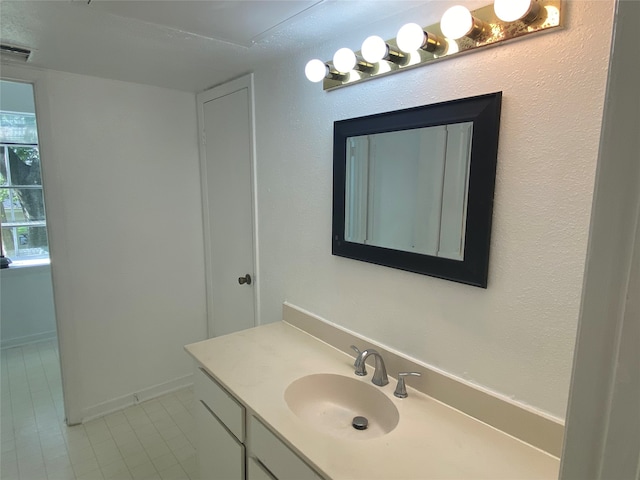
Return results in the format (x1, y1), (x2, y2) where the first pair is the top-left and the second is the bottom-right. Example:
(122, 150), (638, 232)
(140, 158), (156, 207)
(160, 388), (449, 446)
(284, 373), (399, 440)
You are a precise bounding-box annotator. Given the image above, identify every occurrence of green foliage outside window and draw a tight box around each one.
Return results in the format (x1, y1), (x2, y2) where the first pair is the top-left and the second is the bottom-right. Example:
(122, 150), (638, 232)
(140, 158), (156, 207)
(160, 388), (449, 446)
(0, 113), (49, 261)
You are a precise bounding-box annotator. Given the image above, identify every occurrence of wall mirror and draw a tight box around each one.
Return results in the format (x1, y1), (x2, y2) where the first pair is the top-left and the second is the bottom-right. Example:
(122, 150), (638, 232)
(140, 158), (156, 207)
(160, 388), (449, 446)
(332, 92), (502, 287)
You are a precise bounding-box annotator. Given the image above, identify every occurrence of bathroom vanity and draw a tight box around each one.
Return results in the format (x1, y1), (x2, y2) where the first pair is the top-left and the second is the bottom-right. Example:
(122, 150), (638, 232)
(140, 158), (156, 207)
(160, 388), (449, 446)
(193, 365), (320, 480)
(185, 304), (561, 479)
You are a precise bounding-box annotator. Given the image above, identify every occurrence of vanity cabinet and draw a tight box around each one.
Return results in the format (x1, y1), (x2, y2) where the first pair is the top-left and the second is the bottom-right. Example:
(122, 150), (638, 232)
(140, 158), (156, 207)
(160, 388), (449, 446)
(248, 416), (321, 480)
(196, 399), (244, 479)
(247, 457), (275, 480)
(194, 366), (322, 480)
(195, 366), (246, 479)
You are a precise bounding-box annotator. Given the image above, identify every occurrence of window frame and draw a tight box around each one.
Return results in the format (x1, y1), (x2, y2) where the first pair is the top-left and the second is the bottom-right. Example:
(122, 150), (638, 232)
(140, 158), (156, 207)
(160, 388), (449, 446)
(0, 92), (50, 267)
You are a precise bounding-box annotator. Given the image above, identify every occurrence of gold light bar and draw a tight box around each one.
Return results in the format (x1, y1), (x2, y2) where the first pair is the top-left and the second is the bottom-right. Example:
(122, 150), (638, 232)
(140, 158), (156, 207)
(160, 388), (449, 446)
(316, 0), (561, 91)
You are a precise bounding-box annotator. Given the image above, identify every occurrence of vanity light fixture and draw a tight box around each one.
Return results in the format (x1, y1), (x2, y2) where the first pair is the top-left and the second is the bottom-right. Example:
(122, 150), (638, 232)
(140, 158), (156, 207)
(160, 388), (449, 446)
(361, 35), (404, 64)
(305, 59), (329, 83)
(306, 0), (562, 91)
(333, 47), (375, 74)
(305, 59), (348, 83)
(440, 5), (485, 40)
(396, 23), (445, 54)
(494, 0), (541, 23)
(332, 48), (357, 73)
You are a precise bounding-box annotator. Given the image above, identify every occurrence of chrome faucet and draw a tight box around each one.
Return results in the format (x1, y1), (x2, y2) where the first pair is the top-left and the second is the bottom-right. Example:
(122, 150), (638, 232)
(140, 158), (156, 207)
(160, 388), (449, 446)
(350, 345), (389, 386)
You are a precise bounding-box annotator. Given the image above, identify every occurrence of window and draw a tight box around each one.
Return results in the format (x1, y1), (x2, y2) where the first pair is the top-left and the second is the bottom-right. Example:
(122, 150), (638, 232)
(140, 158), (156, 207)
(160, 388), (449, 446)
(0, 80), (49, 266)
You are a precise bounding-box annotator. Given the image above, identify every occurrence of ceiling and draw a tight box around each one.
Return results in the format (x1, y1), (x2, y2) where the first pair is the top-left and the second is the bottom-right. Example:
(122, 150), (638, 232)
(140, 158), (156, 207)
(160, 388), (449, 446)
(83, 0), (324, 47)
(0, 0), (429, 92)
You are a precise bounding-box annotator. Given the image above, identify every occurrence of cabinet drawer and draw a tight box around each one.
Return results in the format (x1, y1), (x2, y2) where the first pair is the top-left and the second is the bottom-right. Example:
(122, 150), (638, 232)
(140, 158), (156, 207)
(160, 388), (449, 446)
(249, 416), (322, 480)
(247, 457), (276, 480)
(195, 366), (245, 441)
(196, 399), (245, 480)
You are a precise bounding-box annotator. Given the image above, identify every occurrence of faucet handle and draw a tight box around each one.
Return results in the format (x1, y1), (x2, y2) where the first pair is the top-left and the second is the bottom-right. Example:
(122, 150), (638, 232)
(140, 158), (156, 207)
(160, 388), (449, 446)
(350, 345), (362, 368)
(394, 372), (421, 398)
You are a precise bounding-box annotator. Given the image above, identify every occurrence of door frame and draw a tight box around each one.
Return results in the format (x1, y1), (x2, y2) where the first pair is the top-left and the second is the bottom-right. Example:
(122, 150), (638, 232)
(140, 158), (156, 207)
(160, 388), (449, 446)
(0, 63), (80, 424)
(560, 0), (640, 477)
(196, 74), (260, 337)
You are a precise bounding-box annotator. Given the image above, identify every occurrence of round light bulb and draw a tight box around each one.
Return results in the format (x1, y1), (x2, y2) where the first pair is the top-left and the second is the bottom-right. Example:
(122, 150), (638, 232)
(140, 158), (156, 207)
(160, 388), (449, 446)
(494, 0), (534, 22)
(396, 23), (426, 53)
(361, 36), (388, 63)
(305, 59), (328, 83)
(333, 48), (357, 73)
(440, 5), (473, 40)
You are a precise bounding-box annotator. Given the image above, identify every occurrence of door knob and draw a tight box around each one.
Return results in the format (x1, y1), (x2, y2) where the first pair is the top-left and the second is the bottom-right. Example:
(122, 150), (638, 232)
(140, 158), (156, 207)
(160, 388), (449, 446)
(238, 274), (252, 285)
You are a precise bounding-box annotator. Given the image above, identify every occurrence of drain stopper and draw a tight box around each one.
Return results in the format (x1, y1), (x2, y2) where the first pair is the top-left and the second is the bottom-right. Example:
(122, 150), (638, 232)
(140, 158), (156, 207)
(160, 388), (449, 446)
(352, 416), (369, 430)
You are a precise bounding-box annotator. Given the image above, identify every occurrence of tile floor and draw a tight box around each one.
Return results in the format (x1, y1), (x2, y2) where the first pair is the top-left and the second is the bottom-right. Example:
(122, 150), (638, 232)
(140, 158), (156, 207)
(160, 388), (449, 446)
(1, 340), (197, 480)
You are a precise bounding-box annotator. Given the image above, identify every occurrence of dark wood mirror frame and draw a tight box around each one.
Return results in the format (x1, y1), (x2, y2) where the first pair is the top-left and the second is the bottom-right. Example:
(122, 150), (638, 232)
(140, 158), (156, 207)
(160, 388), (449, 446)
(332, 92), (502, 288)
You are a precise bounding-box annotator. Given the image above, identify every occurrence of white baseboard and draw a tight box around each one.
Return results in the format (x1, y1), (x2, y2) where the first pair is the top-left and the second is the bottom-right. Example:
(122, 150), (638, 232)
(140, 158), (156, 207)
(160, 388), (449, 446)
(81, 373), (194, 423)
(1, 330), (57, 349)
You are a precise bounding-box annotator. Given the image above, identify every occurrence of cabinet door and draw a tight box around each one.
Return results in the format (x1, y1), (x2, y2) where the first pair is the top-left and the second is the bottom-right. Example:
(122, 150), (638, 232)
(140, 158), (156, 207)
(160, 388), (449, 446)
(247, 458), (275, 480)
(249, 416), (321, 480)
(196, 400), (245, 480)
(196, 367), (245, 441)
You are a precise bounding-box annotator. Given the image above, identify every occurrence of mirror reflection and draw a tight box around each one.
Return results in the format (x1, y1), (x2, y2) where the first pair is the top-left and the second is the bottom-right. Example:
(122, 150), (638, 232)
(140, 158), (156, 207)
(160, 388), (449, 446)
(344, 122), (473, 261)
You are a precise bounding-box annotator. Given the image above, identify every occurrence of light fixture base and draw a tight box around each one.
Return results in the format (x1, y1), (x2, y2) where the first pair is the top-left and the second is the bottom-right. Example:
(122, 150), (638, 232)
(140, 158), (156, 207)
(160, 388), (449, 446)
(321, 0), (561, 91)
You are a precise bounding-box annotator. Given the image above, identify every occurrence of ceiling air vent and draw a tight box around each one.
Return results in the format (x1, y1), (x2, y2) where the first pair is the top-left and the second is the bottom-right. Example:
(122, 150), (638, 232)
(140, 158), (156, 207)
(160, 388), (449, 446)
(0, 44), (32, 62)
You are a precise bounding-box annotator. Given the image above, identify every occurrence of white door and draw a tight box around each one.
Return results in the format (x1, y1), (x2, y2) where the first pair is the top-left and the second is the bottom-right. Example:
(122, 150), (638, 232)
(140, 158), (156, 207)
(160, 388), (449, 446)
(197, 75), (258, 337)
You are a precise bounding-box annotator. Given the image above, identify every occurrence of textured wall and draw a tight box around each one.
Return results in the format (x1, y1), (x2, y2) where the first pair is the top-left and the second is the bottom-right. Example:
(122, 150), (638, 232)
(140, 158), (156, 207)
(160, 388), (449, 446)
(252, 1), (615, 418)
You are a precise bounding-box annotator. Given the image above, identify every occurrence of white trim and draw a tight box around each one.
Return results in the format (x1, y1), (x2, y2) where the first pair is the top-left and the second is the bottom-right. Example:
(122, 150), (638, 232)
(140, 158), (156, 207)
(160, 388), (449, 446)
(560, 0), (640, 477)
(247, 74), (261, 327)
(0, 330), (56, 349)
(195, 85), (213, 338)
(195, 88), (212, 338)
(0, 63), (79, 424)
(196, 74), (260, 337)
(80, 374), (194, 424)
(0, 262), (50, 276)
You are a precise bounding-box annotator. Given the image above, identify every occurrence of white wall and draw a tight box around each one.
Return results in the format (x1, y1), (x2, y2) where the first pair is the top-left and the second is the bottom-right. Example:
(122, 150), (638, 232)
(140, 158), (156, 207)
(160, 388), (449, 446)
(1, 65), (208, 422)
(252, 1), (615, 419)
(0, 265), (57, 348)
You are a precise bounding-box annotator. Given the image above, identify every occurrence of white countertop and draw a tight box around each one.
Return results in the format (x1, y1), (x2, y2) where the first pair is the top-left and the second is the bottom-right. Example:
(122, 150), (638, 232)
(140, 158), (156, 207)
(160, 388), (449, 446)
(185, 321), (559, 479)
